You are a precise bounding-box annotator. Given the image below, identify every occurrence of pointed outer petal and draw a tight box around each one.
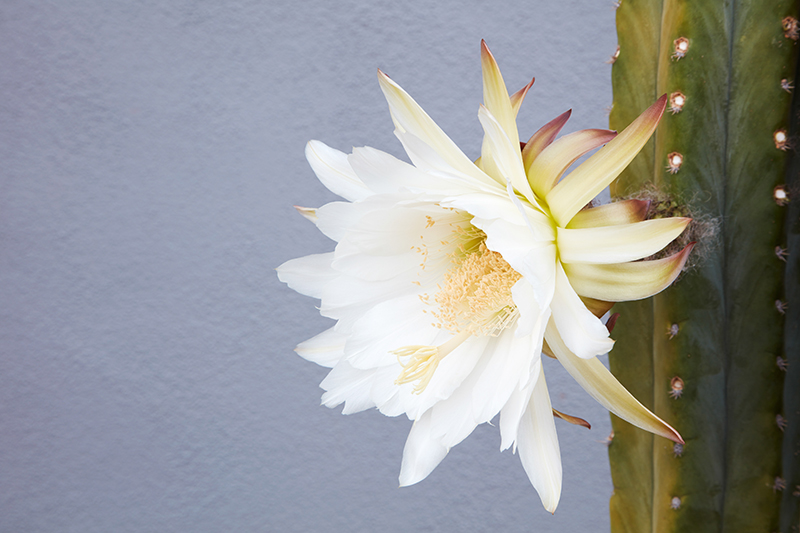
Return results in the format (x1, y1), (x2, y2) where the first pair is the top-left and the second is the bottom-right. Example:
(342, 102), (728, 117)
(563, 243), (695, 301)
(276, 252), (336, 299)
(295, 327), (346, 368)
(477, 105), (536, 204)
(306, 141), (371, 202)
(481, 40), (520, 148)
(527, 129), (618, 198)
(566, 199), (650, 229)
(399, 410), (449, 487)
(518, 370), (562, 513)
(521, 110), (572, 170)
(509, 78), (535, 117)
(552, 409), (591, 429)
(557, 217), (690, 264)
(475, 216), (556, 310)
(541, 340), (555, 359)
(320, 360), (378, 415)
(605, 312), (620, 333)
(377, 70), (493, 186)
(546, 95), (667, 227)
(294, 205), (318, 222)
(580, 296), (614, 318)
(545, 320), (684, 444)
(550, 261), (614, 359)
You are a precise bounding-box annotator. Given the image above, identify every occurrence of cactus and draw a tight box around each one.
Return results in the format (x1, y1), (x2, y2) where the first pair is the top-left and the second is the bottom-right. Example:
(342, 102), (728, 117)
(607, 1), (800, 531)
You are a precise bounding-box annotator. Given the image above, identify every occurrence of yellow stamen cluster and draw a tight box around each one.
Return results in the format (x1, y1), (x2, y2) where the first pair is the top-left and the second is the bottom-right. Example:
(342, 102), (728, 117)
(433, 242), (522, 336)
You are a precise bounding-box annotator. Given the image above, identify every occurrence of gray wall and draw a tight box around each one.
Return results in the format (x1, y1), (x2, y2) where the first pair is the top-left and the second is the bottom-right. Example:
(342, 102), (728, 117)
(0, 1), (622, 531)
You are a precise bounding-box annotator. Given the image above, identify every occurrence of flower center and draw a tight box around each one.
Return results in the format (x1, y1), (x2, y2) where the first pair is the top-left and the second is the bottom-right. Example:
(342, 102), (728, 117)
(393, 230), (522, 394)
(432, 242), (522, 336)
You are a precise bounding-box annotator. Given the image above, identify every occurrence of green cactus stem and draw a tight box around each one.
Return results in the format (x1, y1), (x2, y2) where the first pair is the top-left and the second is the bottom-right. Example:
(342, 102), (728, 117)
(608, 1), (799, 531)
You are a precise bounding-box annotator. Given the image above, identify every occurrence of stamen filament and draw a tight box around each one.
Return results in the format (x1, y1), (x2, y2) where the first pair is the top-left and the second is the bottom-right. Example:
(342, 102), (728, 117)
(393, 330), (472, 394)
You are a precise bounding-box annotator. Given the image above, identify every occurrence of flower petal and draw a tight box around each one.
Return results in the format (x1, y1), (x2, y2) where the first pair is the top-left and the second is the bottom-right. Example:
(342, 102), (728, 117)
(521, 110), (571, 170)
(481, 40), (519, 148)
(377, 70), (492, 186)
(477, 105), (536, 203)
(320, 359), (378, 414)
(550, 262), (614, 358)
(552, 409), (591, 429)
(499, 359), (540, 451)
(306, 141), (371, 202)
(557, 217), (691, 264)
(546, 95), (667, 227)
(296, 327), (346, 368)
(510, 78), (535, 117)
(293, 205), (318, 223)
(545, 320), (683, 444)
(399, 410), (450, 487)
(517, 369), (562, 513)
(563, 243), (695, 301)
(527, 129), (617, 198)
(277, 252), (336, 299)
(565, 199), (649, 229)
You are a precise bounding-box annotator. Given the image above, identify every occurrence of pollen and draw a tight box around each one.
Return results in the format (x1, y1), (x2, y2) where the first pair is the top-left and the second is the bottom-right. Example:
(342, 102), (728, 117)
(433, 243), (522, 336)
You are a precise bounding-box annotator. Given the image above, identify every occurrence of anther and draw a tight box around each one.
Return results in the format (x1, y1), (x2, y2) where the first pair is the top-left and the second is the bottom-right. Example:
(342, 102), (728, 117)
(673, 443), (684, 457)
(774, 129), (789, 150)
(668, 323), (679, 339)
(672, 38), (689, 60)
(669, 92), (686, 114)
(774, 185), (790, 206)
(782, 79), (794, 93)
(667, 152), (683, 174)
(776, 246), (789, 262)
(774, 477), (787, 493)
(777, 414), (788, 431)
(784, 17), (800, 40)
(778, 356), (789, 371)
(776, 299), (788, 314)
(669, 376), (684, 399)
(670, 497), (681, 510)
(607, 45), (620, 64)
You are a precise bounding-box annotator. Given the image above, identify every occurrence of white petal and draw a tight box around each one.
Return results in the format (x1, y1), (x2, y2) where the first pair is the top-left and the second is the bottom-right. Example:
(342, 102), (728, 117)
(550, 262), (614, 358)
(399, 410), (449, 486)
(320, 360), (377, 415)
(306, 141), (371, 201)
(276, 252), (336, 299)
(295, 327), (346, 368)
(348, 146), (458, 196)
(517, 369), (562, 513)
(499, 359), (540, 451)
(477, 105), (536, 204)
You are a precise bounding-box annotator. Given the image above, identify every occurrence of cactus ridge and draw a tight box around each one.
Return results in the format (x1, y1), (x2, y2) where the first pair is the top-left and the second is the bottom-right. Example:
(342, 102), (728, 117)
(609, 1), (799, 532)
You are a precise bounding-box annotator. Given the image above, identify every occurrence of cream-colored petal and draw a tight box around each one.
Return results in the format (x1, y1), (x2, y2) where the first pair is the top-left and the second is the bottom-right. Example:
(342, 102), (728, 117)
(510, 77), (535, 117)
(545, 320), (683, 444)
(557, 217), (691, 264)
(377, 70), (491, 186)
(546, 95), (667, 227)
(293, 205), (318, 223)
(306, 141), (371, 202)
(399, 410), (449, 487)
(499, 360), (539, 451)
(521, 110), (571, 171)
(517, 369), (562, 513)
(565, 199), (649, 229)
(550, 262), (614, 359)
(528, 129), (617, 198)
(477, 105), (536, 204)
(563, 243), (694, 301)
(481, 40), (519, 148)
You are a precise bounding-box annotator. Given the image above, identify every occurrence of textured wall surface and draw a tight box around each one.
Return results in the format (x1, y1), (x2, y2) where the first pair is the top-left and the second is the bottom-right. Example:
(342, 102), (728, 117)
(0, 1), (620, 531)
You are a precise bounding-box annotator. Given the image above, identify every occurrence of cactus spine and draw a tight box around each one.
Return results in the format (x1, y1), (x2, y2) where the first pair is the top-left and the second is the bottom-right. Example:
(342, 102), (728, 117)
(608, 1), (799, 531)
